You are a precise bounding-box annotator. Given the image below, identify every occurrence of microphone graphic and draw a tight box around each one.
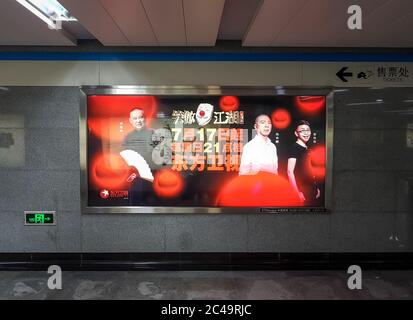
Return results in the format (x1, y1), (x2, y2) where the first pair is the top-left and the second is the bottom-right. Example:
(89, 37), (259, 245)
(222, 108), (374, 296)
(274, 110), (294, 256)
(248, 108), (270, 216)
(127, 173), (137, 183)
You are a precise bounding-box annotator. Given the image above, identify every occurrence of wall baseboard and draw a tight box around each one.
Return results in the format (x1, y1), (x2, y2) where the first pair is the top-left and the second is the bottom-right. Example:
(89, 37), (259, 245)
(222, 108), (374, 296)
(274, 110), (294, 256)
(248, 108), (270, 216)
(1, 253), (413, 271)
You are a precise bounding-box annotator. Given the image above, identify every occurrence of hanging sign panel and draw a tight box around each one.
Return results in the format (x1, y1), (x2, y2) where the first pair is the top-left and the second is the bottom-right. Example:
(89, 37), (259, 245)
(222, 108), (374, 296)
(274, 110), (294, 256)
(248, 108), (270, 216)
(80, 87), (332, 214)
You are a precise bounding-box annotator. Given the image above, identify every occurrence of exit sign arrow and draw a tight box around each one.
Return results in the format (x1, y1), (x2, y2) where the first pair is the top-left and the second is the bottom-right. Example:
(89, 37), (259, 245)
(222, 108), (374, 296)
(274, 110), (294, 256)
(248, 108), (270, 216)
(336, 67), (353, 82)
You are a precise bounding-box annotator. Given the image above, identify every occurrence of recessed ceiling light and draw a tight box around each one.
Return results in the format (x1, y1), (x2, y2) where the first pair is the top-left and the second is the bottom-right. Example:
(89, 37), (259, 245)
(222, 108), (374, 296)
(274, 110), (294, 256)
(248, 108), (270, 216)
(16, 0), (77, 29)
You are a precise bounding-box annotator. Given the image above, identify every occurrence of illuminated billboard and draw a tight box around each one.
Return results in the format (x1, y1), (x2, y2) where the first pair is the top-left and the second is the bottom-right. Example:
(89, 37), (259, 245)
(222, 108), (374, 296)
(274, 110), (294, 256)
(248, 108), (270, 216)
(80, 86), (333, 213)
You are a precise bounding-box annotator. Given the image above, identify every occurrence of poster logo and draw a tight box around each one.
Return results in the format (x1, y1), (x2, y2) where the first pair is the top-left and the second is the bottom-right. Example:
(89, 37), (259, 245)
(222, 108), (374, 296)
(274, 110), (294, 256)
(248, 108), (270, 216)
(196, 103), (214, 126)
(99, 189), (110, 199)
(100, 189), (128, 199)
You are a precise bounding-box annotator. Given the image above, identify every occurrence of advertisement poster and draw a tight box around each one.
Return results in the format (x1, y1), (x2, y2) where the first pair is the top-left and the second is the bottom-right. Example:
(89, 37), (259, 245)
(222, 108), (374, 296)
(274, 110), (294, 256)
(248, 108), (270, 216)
(86, 93), (327, 210)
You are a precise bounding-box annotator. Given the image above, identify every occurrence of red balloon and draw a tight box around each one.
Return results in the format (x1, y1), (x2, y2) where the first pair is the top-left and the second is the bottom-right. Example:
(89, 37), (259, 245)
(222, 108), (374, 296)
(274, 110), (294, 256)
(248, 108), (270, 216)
(219, 96), (239, 112)
(271, 108), (291, 129)
(295, 96), (325, 114)
(153, 169), (185, 198)
(309, 145), (326, 179)
(90, 153), (130, 189)
(88, 117), (127, 143)
(216, 172), (301, 207)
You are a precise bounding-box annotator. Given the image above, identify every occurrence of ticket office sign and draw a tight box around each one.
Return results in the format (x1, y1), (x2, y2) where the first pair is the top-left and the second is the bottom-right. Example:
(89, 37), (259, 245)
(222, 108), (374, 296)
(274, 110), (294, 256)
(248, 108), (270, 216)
(82, 87), (330, 213)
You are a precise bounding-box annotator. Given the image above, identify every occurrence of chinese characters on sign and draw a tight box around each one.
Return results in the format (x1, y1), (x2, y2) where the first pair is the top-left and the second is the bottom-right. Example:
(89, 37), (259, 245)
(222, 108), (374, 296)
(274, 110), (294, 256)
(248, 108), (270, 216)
(170, 128), (246, 172)
(170, 109), (246, 172)
(336, 65), (411, 84)
(172, 110), (244, 125)
(377, 66), (409, 82)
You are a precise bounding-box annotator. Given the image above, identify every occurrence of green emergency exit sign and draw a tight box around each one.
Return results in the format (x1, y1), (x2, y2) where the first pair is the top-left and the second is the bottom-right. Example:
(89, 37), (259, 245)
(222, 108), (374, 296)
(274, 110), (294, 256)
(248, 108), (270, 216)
(24, 211), (56, 225)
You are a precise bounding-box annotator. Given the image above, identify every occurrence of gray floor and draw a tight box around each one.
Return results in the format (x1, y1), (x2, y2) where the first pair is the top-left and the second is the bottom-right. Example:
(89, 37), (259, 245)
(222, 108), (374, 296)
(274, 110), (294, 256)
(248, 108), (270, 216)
(0, 270), (412, 300)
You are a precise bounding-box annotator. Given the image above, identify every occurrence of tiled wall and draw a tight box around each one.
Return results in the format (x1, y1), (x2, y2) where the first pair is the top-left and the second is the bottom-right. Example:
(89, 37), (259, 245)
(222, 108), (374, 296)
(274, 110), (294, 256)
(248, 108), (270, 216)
(0, 86), (412, 253)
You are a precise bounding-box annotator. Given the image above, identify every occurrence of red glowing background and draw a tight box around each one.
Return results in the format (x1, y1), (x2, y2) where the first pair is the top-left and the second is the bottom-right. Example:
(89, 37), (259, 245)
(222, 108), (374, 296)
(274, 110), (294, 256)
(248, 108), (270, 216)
(309, 145), (326, 179)
(88, 95), (157, 142)
(219, 96), (239, 112)
(295, 96), (325, 114)
(153, 169), (185, 198)
(216, 173), (302, 207)
(90, 153), (131, 189)
(87, 94), (327, 208)
(271, 108), (291, 129)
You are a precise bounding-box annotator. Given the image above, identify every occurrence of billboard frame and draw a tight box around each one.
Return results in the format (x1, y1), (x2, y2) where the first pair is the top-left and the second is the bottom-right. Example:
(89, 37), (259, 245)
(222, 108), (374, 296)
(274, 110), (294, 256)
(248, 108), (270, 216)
(80, 85), (334, 214)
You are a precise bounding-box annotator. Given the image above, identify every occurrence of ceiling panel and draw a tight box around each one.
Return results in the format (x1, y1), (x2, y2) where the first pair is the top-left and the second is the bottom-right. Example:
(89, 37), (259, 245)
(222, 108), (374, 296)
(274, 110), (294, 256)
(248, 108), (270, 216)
(274, 0), (389, 46)
(378, 11), (413, 47)
(0, 0), (75, 46)
(62, 21), (94, 40)
(271, 0), (389, 47)
(336, 0), (413, 47)
(141, 0), (186, 46)
(243, 0), (308, 46)
(60, 0), (130, 46)
(1, 0), (413, 48)
(218, 0), (262, 40)
(99, 0), (157, 46)
(242, 0), (413, 47)
(183, 0), (225, 46)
